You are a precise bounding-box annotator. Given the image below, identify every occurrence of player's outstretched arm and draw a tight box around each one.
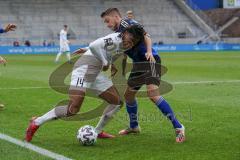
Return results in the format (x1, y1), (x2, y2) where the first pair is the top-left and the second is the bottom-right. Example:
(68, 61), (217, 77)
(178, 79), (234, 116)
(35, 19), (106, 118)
(72, 48), (88, 55)
(4, 24), (17, 33)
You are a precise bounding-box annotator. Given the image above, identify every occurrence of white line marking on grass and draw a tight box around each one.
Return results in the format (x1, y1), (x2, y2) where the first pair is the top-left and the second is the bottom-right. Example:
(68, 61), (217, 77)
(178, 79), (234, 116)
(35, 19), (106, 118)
(0, 80), (239, 90)
(0, 86), (50, 90)
(0, 133), (72, 160)
(171, 80), (240, 85)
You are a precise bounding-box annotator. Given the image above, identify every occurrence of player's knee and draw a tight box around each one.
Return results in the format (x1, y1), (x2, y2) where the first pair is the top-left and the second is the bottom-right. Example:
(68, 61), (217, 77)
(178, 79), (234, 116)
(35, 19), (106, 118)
(148, 95), (160, 104)
(112, 99), (123, 107)
(124, 94), (135, 104)
(67, 105), (79, 115)
(67, 100), (81, 115)
(124, 92), (132, 102)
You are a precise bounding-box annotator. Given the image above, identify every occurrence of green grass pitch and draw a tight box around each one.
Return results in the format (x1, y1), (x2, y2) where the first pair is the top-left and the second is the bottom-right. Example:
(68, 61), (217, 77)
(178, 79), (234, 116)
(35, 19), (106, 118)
(0, 52), (239, 160)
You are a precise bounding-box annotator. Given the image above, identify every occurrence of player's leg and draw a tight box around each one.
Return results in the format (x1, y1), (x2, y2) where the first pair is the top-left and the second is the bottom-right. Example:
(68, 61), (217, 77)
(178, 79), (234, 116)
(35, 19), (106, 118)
(96, 86), (122, 138)
(25, 89), (86, 142)
(25, 59), (89, 142)
(65, 44), (71, 63)
(66, 51), (71, 63)
(119, 70), (145, 135)
(34, 90), (85, 126)
(147, 84), (185, 143)
(118, 85), (141, 135)
(146, 58), (185, 142)
(147, 84), (183, 128)
(55, 49), (63, 62)
(92, 74), (123, 138)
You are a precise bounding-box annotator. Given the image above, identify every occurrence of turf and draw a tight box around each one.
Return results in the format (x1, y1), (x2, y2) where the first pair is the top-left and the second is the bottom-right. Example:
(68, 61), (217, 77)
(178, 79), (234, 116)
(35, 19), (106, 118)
(0, 52), (239, 160)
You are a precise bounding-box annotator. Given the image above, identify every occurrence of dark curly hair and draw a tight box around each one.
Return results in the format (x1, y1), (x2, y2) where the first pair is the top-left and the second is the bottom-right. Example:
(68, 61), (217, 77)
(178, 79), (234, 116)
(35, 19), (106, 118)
(122, 25), (145, 46)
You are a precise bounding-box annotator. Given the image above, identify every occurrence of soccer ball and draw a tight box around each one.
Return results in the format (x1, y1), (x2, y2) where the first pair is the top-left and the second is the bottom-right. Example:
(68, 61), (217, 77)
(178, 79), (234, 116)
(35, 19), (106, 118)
(77, 125), (98, 146)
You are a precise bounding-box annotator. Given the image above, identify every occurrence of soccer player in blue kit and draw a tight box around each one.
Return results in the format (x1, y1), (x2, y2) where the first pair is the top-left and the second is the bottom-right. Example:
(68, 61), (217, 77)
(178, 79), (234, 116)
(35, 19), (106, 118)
(0, 23), (16, 65)
(100, 8), (185, 143)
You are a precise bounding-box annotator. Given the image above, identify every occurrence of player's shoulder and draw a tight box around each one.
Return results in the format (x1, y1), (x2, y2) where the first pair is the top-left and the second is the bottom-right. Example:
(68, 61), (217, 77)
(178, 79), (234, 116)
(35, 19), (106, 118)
(117, 18), (143, 33)
(102, 33), (121, 41)
(122, 18), (140, 26)
(60, 29), (65, 33)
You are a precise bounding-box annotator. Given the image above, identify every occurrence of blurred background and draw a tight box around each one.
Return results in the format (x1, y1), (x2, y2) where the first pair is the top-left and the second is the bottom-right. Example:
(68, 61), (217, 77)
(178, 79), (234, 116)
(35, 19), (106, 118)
(0, 0), (240, 53)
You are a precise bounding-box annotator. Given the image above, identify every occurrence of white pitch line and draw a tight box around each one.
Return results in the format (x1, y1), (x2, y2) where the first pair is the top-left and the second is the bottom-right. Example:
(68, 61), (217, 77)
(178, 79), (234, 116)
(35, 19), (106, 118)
(171, 80), (240, 85)
(0, 80), (239, 90)
(0, 133), (72, 160)
(0, 86), (50, 90)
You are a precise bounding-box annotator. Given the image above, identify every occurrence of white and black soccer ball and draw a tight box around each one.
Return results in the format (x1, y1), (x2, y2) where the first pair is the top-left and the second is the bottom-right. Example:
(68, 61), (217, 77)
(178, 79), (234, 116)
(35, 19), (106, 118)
(77, 125), (98, 146)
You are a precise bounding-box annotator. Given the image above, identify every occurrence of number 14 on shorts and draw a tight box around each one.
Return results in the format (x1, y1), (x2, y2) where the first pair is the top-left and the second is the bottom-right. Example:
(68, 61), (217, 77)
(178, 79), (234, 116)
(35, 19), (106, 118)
(76, 78), (85, 87)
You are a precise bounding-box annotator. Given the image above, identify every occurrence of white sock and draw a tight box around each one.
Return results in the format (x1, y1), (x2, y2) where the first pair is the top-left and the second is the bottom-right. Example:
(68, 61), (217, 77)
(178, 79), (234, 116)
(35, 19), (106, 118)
(55, 52), (62, 62)
(34, 108), (57, 126)
(95, 104), (121, 133)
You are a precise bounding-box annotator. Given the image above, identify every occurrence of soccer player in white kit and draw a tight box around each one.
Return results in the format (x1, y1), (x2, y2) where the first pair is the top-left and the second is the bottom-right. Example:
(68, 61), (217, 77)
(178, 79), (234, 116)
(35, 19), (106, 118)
(55, 25), (71, 63)
(25, 25), (145, 142)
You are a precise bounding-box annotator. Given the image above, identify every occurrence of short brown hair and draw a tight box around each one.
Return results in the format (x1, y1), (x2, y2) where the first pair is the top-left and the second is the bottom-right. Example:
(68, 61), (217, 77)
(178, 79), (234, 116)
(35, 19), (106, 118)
(101, 8), (121, 18)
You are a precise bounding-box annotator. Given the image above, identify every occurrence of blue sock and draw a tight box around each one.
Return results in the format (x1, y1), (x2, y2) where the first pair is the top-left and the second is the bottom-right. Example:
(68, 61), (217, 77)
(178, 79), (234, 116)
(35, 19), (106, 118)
(156, 96), (182, 128)
(126, 100), (138, 128)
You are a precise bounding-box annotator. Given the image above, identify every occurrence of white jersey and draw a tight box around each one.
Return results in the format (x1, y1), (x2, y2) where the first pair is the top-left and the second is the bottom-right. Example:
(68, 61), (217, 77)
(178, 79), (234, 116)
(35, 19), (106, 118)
(89, 33), (124, 66)
(59, 29), (69, 46)
(59, 29), (70, 52)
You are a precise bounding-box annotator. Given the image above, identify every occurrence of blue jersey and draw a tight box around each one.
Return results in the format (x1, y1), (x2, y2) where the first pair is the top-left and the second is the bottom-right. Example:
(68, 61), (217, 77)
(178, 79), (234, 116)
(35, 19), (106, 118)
(116, 18), (158, 62)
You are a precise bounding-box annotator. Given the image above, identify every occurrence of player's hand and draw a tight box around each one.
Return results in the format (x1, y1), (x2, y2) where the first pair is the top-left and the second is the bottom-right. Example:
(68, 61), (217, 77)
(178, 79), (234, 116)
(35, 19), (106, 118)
(145, 52), (156, 62)
(72, 48), (87, 55)
(4, 24), (17, 32)
(0, 56), (7, 66)
(102, 65), (109, 71)
(111, 64), (118, 77)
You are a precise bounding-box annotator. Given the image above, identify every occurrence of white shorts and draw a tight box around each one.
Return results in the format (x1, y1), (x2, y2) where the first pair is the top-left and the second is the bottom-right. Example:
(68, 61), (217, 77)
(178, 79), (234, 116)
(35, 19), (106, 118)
(69, 53), (113, 95)
(60, 43), (70, 53)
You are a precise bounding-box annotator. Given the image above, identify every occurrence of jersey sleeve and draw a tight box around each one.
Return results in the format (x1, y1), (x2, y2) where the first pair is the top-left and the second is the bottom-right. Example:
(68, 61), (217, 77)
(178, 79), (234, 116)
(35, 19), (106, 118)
(89, 37), (108, 66)
(89, 33), (122, 66)
(0, 28), (5, 33)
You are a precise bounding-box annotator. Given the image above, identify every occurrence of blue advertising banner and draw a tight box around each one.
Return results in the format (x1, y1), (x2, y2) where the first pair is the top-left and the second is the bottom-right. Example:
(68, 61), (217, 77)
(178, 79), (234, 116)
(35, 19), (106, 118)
(186, 0), (220, 10)
(0, 44), (240, 55)
(153, 43), (240, 52)
(0, 45), (87, 55)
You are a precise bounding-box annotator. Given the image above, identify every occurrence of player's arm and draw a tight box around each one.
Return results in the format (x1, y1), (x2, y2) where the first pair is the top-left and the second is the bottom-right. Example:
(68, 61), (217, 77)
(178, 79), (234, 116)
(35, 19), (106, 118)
(144, 33), (155, 62)
(122, 54), (127, 76)
(2, 24), (17, 33)
(129, 19), (155, 62)
(72, 47), (88, 55)
(89, 37), (108, 67)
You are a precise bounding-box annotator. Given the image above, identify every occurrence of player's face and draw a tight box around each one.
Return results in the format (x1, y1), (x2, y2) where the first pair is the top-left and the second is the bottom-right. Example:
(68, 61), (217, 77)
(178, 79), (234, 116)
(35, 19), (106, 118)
(122, 31), (135, 49)
(127, 14), (134, 19)
(102, 15), (118, 31)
